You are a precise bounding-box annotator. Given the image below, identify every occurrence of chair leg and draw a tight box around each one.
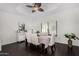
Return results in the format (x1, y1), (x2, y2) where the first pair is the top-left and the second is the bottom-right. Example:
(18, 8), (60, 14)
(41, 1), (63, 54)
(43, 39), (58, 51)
(53, 44), (56, 52)
(44, 48), (47, 54)
(51, 44), (56, 55)
(40, 44), (45, 55)
(51, 46), (54, 54)
(25, 39), (28, 47)
(30, 43), (33, 47)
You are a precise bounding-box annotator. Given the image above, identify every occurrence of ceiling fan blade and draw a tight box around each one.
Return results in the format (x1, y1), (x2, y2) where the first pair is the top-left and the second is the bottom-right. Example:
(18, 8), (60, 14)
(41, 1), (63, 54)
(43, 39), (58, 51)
(38, 8), (44, 12)
(26, 5), (33, 8)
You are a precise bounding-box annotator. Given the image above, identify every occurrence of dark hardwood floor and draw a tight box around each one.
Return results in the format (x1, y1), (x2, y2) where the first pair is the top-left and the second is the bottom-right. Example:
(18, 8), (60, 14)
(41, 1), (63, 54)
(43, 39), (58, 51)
(0, 42), (79, 56)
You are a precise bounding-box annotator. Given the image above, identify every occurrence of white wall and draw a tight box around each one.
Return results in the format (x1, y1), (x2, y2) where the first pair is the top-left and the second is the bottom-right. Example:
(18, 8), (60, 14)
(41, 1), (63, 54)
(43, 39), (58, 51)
(0, 11), (35, 45)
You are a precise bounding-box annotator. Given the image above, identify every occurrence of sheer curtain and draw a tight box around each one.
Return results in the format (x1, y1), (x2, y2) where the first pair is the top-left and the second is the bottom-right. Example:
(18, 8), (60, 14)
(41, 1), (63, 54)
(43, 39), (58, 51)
(42, 23), (48, 32)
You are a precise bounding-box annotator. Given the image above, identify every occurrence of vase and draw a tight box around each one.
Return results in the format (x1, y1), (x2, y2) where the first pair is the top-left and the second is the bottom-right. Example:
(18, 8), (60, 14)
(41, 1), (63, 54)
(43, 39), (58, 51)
(68, 39), (72, 48)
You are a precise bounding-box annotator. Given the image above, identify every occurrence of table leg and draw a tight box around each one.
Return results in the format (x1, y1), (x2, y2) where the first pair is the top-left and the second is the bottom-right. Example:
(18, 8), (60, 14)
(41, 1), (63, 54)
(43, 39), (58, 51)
(25, 39), (28, 47)
(51, 44), (56, 55)
(39, 44), (45, 55)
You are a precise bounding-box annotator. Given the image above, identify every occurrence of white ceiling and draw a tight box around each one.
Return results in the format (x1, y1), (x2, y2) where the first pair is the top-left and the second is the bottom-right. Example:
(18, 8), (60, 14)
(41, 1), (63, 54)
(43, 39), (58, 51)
(0, 3), (79, 18)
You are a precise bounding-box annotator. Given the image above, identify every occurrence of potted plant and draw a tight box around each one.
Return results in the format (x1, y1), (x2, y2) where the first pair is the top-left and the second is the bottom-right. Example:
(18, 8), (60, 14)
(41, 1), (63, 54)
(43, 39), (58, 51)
(64, 33), (79, 48)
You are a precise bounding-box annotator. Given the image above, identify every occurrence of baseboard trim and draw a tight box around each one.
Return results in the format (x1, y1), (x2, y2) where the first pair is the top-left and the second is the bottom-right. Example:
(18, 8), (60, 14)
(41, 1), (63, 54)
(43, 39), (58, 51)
(17, 40), (25, 43)
(55, 42), (79, 47)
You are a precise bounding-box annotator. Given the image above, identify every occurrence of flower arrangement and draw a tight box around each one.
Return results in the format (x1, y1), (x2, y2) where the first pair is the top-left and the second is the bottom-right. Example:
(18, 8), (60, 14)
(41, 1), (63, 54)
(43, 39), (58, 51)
(64, 33), (79, 48)
(64, 33), (79, 40)
(18, 23), (26, 32)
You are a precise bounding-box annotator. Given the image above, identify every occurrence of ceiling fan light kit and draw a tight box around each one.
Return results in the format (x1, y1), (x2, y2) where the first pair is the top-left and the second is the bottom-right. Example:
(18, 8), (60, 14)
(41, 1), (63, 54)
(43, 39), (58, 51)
(26, 3), (44, 13)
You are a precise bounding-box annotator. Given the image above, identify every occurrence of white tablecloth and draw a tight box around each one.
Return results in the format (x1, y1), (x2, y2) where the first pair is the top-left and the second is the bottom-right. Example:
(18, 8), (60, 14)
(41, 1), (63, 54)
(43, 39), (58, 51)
(38, 36), (50, 48)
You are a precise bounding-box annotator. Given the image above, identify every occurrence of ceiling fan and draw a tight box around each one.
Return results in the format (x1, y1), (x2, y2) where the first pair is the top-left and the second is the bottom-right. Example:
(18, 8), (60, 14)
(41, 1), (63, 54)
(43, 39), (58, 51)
(26, 3), (44, 13)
